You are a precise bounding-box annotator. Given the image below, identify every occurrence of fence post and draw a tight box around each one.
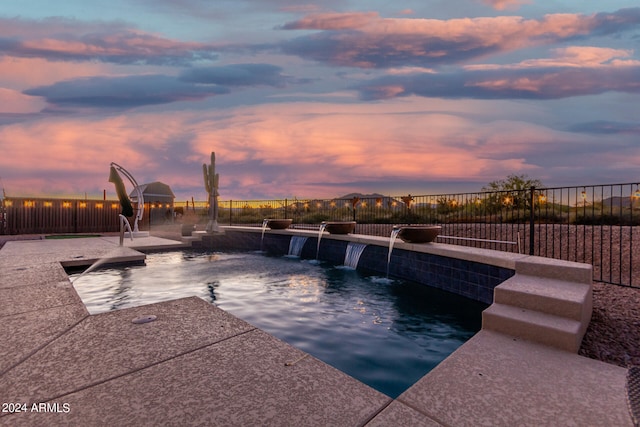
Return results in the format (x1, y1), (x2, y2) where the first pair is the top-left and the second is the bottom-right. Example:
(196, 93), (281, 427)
(0, 201), (5, 235)
(74, 200), (78, 234)
(529, 186), (535, 255)
(229, 200), (233, 225)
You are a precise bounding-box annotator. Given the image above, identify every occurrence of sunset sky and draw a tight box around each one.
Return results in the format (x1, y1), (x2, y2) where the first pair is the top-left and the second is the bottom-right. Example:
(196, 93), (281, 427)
(1, 1), (639, 201)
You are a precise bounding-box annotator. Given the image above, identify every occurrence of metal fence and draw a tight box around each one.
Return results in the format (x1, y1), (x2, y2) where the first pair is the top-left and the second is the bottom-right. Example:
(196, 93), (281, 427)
(175, 183), (639, 288)
(0, 197), (176, 234)
(3, 182), (639, 287)
(1, 197), (122, 234)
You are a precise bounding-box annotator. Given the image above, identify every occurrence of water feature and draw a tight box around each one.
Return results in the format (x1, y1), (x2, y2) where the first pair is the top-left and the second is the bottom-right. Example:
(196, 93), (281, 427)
(70, 245), (137, 284)
(69, 250), (486, 398)
(387, 227), (402, 278)
(288, 236), (308, 257)
(260, 219), (269, 252)
(343, 242), (367, 269)
(315, 223), (327, 260)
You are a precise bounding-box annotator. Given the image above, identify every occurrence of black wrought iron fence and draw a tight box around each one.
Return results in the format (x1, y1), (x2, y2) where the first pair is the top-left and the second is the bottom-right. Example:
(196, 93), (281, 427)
(531, 184), (639, 287)
(3, 183), (638, 287)
(211, 183), (639, 287)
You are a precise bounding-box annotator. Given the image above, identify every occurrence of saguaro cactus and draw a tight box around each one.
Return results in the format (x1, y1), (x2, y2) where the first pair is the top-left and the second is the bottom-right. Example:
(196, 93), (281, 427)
(203, 151), (219, 232)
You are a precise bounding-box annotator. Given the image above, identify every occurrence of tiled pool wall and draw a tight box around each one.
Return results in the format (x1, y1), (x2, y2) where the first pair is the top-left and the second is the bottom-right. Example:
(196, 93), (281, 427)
(359, 245), (514, 304)
(199, 230), (515, 305)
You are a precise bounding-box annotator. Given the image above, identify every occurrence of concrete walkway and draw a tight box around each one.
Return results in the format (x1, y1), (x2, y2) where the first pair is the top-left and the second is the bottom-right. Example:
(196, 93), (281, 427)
(0, 235), (633, 426)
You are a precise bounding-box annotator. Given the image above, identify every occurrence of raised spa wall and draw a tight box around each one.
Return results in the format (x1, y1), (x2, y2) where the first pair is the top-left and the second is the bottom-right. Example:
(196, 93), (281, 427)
(197, 227), (515, 305)
(195, 226), (593, 353)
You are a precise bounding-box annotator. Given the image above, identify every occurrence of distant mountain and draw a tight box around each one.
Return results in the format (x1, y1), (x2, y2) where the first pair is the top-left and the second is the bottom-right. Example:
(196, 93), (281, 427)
(602, 196), (633, 208)
(338, 193), (403, 205)
(336, 192), (387, 200)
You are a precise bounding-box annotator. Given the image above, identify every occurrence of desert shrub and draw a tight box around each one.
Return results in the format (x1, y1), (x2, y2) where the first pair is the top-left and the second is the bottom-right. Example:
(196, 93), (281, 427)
(299, 212), (331, 224)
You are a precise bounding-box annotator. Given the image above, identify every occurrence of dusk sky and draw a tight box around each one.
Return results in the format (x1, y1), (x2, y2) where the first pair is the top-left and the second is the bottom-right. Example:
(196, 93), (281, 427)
(1, 1), (639, 201)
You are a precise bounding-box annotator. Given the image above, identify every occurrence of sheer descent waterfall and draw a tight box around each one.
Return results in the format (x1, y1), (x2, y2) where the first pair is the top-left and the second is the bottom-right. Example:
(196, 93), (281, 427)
(288, 236), (308, 257)
(343, 242), (367, 268)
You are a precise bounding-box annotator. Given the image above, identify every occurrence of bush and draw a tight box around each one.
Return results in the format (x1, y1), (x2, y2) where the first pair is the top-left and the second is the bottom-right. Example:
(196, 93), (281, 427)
(299, 212), (331, 224)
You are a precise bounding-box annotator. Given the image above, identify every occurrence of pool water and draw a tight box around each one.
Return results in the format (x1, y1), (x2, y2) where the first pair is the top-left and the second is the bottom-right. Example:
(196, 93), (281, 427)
(70, 250), (487, 398)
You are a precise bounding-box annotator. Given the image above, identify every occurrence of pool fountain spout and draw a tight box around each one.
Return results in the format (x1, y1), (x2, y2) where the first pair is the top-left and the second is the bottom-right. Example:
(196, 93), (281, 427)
(260, 219), (293, 252)
(70, 241), (135, 284)
(260, 219), (269, 252)
(387, 227), (401, 278)
(316, 222), (328, 260)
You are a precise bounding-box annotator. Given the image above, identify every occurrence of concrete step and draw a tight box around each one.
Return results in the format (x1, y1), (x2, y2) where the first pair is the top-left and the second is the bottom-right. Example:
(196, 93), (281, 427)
(494, 275), (591, 322)
(180, 235), (200, 245)
(515, 257), (592, 284)
(482, 303), (583, 352)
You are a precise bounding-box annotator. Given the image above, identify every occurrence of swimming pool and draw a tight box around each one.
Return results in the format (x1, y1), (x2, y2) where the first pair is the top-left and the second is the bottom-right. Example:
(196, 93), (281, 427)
(70, 249), (487, 398)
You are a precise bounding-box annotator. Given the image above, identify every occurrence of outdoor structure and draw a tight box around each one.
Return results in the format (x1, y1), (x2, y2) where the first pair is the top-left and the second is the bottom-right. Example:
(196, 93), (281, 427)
(130, 181), (175, 225)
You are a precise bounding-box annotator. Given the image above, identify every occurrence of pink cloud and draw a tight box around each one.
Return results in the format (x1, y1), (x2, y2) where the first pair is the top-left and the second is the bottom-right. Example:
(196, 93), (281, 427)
(539, 46), (637, 67)
(0, 16), (125, 39)
(481, 0), (531, 11)
(280, 12), (378, 29)
(284, 11), (599, 41)
(189, 100), (553, 186)
(281, 9), (639, 68)
(466, 46), (638, 70)
(0, 17), (217, 65)
(0, 57), (177, 92)
(1, 96), (636, 200)
(0, 88), (46, 113)
(0, 100), (486, 197)
(356, 42), (640, 101)
(20, 31), (208, 59)
(0, 58), (109, 89)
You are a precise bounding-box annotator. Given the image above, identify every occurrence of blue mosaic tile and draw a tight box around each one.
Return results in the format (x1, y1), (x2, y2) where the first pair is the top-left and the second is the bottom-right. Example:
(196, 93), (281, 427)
(203, 231), (514, 304)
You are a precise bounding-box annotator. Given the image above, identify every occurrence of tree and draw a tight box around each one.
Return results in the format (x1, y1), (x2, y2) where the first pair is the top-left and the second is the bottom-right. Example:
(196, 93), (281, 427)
(482, 174), (544, 192)
(482, 174), (545, 213)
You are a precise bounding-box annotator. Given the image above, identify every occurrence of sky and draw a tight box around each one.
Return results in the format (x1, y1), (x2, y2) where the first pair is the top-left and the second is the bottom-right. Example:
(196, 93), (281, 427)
(1, 1), (639, 201)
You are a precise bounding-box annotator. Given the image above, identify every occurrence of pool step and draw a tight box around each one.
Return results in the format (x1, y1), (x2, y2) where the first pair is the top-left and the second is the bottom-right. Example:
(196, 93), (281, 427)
(482, 303), (583, 352)
(515, 257), (592, 284)
(493, 275), (591, 323)
(482, 271), (592, 353)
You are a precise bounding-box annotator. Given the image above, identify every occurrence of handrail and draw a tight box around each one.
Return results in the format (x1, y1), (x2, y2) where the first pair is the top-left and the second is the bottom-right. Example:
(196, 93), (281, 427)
(436, 233), (522, 254)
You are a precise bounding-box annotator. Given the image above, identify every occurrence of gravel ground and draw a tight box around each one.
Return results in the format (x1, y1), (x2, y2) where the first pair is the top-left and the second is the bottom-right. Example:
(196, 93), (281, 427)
(2, 225), (638, 369)
(579, 281), (640, 367)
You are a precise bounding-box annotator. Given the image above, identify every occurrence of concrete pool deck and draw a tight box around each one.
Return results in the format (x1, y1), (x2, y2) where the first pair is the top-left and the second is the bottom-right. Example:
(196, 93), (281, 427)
(0, 234), (633, 426)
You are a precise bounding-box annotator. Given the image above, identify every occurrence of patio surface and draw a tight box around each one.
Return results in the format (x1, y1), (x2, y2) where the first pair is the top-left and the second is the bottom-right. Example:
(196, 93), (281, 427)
(0, 234), (633, 426)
